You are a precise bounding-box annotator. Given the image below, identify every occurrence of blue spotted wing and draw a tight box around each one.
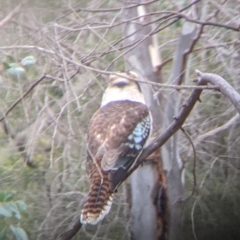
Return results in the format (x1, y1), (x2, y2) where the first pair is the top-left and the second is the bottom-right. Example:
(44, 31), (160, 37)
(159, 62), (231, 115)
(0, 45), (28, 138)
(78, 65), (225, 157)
(95, 101), (151, 190)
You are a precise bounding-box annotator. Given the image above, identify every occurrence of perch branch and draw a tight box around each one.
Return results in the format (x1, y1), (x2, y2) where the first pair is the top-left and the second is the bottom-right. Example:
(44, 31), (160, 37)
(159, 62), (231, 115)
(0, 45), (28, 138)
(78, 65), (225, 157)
(134, 78), (206, 172)
(60, 69), (240, 239)
(58, 220), (82, 240)
(59, 75), (207, 240)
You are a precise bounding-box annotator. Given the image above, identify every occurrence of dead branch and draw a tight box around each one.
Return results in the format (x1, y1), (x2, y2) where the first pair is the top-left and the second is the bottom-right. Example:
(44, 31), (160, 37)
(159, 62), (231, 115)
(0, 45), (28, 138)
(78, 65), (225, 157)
(196, 70), (240, 115)
(193, 113), (239, 149)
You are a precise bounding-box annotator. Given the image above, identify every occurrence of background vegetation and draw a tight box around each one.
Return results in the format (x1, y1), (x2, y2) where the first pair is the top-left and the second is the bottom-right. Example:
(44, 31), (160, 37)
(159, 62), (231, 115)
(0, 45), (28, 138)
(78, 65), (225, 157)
(0, 0), (239, 239)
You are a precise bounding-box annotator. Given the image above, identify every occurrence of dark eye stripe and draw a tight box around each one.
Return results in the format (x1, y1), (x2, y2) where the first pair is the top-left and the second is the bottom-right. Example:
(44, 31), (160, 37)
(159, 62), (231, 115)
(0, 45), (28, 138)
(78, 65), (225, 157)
(114, 81), (128, 87)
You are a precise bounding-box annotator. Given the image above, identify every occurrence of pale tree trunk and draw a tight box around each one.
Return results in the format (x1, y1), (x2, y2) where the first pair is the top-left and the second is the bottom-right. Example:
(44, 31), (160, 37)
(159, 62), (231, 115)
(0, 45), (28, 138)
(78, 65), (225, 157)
(123, 2), (167, 240)
(123, 1), (201, 239)
(161, 21), (199, 240)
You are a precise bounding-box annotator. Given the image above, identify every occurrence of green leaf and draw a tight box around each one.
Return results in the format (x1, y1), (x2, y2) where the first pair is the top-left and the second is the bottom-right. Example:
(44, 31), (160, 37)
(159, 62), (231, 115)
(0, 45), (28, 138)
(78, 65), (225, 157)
(16, 201), (27, 212)
(6, 203), (21, 220)
(10, 226), (28, 240)
(0, 201), (23, 219)
(0, 227), (7, 240)
(21, 56), (37, 66)
(7, 66), (26, 77)
(0, 204), (12, 218)
(0, 192), (15, 202)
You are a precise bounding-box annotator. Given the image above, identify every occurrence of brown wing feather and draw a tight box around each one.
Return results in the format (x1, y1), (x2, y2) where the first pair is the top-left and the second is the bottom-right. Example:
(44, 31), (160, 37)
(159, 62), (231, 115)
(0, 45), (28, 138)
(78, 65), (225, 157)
(81, 100), (150, 224)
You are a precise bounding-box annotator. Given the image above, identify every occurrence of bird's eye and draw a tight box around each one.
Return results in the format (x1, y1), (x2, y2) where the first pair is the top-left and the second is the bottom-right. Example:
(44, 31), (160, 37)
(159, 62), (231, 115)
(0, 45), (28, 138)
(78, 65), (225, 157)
(114, 80), (128, 87)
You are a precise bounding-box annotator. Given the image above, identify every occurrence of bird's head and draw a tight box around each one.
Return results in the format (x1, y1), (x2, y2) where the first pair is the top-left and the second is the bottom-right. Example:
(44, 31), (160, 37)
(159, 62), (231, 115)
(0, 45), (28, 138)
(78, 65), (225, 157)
(101, 71), (146, 106)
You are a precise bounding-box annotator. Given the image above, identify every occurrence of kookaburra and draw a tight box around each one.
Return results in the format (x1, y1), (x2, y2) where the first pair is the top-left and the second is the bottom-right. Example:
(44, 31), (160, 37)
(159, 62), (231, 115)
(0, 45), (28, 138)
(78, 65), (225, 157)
(80, 71), (151, 225)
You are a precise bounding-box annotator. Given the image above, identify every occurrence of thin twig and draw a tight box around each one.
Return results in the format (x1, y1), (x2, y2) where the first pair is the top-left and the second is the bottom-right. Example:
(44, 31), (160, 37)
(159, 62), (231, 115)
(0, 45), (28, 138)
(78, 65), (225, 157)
(181, 127), (197, 201)
(191, 200), (198, 240)
(190, 157), (219, 240)
(70, 0), (158, 13)
(177, 12), (240, 32)
(193, 113), (239, 149)
(0, 0), (28, 28)
(0, 69), (81, 123)
(180, 127), (197, 240)
(0, 45), (55, 55)
(157, 41), (237, 70)
(0, 75), (47, 122)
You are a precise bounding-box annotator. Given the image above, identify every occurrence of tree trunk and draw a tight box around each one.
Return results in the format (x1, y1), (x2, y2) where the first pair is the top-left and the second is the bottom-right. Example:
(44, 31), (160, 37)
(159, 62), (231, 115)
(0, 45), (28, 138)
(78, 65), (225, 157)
(161, 21), (199, 240)
(123, 2), (167, 240)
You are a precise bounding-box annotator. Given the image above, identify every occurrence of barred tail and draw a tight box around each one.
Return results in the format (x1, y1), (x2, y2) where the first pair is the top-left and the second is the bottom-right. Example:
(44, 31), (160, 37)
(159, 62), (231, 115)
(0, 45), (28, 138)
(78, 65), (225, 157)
(80, 174), (114, 225)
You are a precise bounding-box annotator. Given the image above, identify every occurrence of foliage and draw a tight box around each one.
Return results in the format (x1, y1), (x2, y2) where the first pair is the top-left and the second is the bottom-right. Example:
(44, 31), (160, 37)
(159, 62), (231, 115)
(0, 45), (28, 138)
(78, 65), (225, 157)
(0, 192), (28, 240)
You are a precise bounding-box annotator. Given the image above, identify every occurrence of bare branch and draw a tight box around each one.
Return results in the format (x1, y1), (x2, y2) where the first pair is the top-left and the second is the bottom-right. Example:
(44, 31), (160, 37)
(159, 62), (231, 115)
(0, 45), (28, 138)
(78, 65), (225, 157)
(0, 0), (28, 28)
(126, 77), (207, 180)
(194, 113), (239, 148)
(0, 45), (56, 55)
(58, 220), (82, 240)
(0, 75), (47, 122)
(157, 41), (235, 71)
(178, 13), (240, 32)
(196, 70), (240, 115)
(74, 0), (158, 13)
(181, 127), (197, 201)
